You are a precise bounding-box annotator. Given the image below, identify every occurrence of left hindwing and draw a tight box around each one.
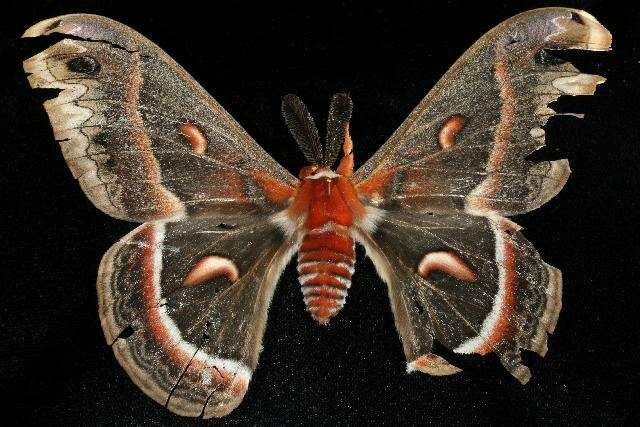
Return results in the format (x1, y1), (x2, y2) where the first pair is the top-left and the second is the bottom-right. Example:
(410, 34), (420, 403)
(98, 216), (298, 418)
(356, 211), (561, 383)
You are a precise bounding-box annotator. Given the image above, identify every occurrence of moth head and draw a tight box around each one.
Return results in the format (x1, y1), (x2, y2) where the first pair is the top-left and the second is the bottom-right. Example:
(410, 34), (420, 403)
(282, 93), (353, 174)
(298, 165), (319, 179)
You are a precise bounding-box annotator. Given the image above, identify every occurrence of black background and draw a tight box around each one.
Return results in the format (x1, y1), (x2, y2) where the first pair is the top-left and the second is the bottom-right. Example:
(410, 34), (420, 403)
(1, 0), (638, 425)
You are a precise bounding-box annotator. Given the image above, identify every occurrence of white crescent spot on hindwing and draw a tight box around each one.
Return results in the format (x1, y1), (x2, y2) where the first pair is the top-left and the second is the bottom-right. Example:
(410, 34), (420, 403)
(417, 251), (478, 282)
(183, 255), (240, 287)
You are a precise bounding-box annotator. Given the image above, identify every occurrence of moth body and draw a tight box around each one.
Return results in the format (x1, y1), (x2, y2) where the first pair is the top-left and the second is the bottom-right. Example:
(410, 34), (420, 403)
(279, 93), (364, 323)
(291, 166), (363, 323)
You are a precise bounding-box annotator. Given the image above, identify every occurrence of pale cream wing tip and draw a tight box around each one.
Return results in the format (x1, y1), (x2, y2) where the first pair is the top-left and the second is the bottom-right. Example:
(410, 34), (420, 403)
(23, 16), (61, 38)
(547, 9), (613, 52)
(575, 10), (613, 51)
(552, 74), (607, 96)
(22, 14), (87, 38)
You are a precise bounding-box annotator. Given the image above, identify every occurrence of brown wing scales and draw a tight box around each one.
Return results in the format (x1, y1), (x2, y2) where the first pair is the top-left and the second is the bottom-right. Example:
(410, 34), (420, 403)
(357, 211), (561, 384)
(23, 7), (611, 416)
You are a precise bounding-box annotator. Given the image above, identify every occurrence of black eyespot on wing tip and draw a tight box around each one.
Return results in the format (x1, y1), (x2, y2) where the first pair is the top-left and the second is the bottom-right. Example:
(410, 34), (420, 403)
(93, 131), (110, 148)
(67, 56), (101, 75)
(104, 158), (116, 169)
(569, 11), (584, 25)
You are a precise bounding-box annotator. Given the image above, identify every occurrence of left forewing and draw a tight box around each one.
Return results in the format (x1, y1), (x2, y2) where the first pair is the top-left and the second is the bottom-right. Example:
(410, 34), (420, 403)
(97, 215), (299, 418)
(355, 211), (561, 384)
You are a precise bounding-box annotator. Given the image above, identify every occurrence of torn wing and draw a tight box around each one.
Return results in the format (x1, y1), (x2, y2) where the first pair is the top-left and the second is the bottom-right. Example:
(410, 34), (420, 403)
(355, 8), (611, 216)
(23, 14), (297, 222)
(97, 215), (298, 418)
(355, 211), (561, 384)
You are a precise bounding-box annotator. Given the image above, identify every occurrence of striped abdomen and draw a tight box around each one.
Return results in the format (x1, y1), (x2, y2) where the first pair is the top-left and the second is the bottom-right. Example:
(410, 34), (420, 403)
(297, 224), (355, 324)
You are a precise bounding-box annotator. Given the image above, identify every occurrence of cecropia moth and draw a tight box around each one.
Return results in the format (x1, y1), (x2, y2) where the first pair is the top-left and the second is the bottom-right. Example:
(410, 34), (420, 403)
(23, 8), (610, 418)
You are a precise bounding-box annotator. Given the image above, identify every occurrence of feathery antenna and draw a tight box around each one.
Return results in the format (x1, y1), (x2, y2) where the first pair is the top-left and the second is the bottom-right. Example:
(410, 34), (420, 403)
(281, 94), (323, 165)
(325, 93), (353, 167)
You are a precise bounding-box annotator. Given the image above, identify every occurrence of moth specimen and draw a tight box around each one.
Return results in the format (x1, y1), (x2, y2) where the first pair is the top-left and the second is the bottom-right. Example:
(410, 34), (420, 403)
(23, 8), (611, 418)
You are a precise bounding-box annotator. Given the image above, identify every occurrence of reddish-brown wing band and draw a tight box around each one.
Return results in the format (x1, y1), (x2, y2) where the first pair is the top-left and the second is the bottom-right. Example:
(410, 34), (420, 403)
(353, 8), (610, 383)
(23, 14), (300, 418)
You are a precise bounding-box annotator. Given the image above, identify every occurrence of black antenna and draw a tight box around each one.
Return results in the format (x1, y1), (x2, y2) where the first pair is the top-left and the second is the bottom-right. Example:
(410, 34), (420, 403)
(281, 94), (323, 165)
(325, 93), (353, 167)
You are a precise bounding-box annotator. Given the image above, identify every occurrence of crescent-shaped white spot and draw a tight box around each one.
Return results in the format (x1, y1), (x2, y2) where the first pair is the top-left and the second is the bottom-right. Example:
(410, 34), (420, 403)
(417, 251), (477, 282)
(183, 255), (239, 287)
